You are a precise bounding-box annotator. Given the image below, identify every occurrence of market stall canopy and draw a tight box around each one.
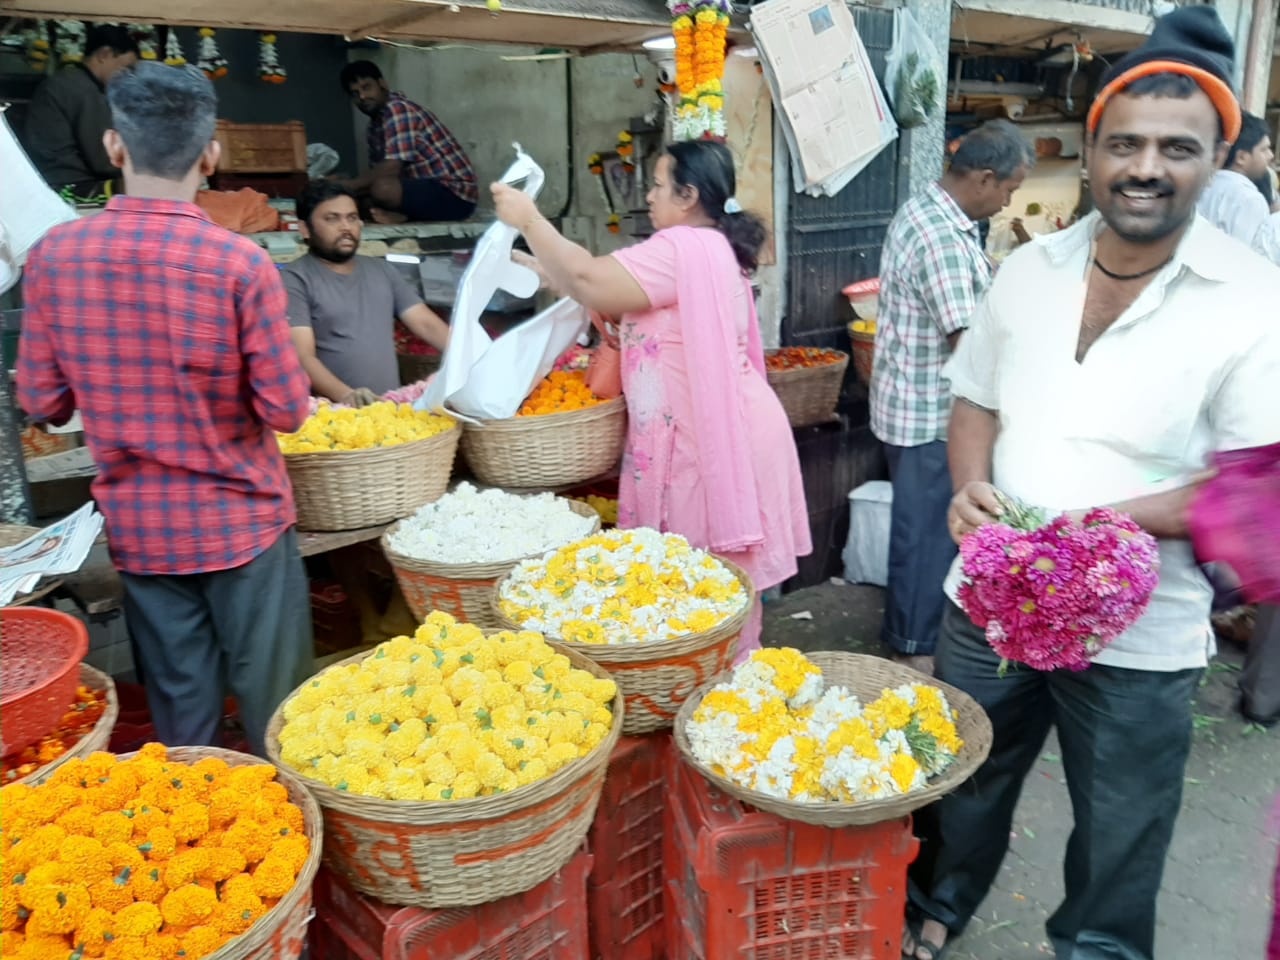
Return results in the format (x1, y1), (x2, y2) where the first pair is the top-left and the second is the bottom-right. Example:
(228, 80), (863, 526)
(0, 0), (675, 50)
(951, 0), (1163, 57)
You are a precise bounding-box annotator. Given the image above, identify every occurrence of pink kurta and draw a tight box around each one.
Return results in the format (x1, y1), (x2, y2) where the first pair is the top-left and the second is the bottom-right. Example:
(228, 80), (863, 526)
(611, 227), (812, 621)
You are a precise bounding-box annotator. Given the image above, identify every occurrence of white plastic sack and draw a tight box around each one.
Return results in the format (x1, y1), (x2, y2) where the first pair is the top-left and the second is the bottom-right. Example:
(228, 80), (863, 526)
(417, 144), (589, 421)
(0, 109), (76, 294)
(842, 481), (893, 587)
(306, 143), (340, 179)
(884, 9), (943, 130)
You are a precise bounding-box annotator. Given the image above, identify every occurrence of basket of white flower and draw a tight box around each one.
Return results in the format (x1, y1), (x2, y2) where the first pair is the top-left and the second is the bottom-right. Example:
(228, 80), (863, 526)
(381, 490), (600, 629)
(673, 650), (993, 827)
(495, 528), (755, 735)
(264, 612), (624, 908)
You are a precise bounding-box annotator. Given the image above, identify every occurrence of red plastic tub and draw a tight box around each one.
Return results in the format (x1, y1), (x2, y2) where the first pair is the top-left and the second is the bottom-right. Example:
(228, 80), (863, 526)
(1, 607), (89, 756)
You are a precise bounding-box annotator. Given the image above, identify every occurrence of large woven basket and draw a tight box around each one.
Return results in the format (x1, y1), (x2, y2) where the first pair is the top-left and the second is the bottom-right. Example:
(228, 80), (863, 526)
(122, 745), (325, 960)
(766, 350), (849, 428)
(285, 424), (460, 532)
(847, 326), (876, 386)
(381, 499), (600, 629)
(264, 641), (624, 908)
(13, 662), (119, 786)
(673, 652), (993, 827)
(460, 395), (626, 489)
(495, 559), (753, 735)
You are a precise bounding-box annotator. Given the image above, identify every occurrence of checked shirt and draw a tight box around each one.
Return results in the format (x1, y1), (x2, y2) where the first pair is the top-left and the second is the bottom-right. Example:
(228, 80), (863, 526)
(369, 93), (478, 204)
(16, 196), (310, 575)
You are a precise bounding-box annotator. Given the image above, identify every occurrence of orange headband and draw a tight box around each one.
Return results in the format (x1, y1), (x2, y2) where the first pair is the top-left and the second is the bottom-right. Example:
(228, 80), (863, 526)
(1086, 59), (1242, 143)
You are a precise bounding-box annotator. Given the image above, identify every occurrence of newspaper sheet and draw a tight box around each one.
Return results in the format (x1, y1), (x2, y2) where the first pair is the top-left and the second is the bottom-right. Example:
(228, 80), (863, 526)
(1, 502), (103, 605)
(751, 0), (898, 196)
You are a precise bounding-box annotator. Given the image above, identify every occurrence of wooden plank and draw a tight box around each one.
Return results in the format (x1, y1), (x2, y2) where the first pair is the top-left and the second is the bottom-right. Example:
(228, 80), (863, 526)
(951, 0), (1154, 35)
(297, 524), (391, 558)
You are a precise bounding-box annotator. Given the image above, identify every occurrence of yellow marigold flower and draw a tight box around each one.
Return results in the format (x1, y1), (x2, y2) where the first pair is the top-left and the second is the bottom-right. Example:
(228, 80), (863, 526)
(420, 753), (458, 788)
(384, 768), (426, 801)
(451, 772), (481, 800)
(544, 742), (579, 772)
(160, 883), (218, 927)
(473, 752), (507, 789)
(385, 718), (428, 763)
(889, 752), (923, 793)
(116, 901), (163, 937)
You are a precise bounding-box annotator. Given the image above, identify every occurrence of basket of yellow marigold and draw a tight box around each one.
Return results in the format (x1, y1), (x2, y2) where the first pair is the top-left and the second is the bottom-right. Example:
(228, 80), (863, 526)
(278, 401), (459, 532)
(459, 371), (626, 489)
(263, 611), (624, 908)
(494, 528), (755, 735)
(0, 743), (323, 960)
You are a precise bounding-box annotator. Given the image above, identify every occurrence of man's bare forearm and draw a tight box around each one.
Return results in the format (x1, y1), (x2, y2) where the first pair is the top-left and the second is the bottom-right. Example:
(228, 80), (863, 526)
(948, 398), (999, 492)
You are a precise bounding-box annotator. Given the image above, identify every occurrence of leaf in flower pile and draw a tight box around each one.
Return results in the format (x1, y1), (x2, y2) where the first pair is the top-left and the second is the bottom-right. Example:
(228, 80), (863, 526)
(993, 490), (1048, 531)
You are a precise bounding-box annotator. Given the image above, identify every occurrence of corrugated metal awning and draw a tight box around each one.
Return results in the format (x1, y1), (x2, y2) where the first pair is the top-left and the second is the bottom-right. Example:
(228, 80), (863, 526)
(0, 0), (675, 51)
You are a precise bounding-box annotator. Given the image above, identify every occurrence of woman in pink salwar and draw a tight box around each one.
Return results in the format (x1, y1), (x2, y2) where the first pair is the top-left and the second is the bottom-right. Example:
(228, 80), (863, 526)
(492, 140), (811, 657)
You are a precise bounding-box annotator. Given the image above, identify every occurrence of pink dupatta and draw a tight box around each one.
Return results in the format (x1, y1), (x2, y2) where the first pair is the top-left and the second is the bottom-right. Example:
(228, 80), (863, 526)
(666, 225), (765, 554)
(1189, 442), (1280, 604)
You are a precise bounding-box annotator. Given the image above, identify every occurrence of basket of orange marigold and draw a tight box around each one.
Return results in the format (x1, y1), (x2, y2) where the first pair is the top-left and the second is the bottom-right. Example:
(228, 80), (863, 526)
(764, 347), (850, 428)
(0, 743), (322, 960)
(460, 370), (627, 489)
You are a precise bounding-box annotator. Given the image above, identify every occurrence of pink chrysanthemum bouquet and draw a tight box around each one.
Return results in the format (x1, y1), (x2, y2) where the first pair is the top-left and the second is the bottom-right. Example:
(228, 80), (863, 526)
(956, 494), (1161, 672)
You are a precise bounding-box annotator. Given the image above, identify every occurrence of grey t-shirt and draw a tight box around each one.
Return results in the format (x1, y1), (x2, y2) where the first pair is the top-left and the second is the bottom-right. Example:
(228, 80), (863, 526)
(281, 254), (421, 396)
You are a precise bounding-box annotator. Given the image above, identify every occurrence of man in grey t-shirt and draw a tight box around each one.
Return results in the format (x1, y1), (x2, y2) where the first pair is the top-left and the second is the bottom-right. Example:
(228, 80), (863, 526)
(282, 181), (450, 405)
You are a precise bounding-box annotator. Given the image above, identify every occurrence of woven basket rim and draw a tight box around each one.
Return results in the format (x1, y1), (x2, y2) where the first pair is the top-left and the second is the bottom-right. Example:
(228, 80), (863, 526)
(115, 744), (324, 960)
(672, 651), (993, 827)
(493, 555), (755, 664)
(765, 352), (850, 383)
(14, 663), (120, 787)
(264, 638), (625, 825)
(282, 420), (459, 466)
(381, 499), (601, 578)
(462, 394), (626, 433)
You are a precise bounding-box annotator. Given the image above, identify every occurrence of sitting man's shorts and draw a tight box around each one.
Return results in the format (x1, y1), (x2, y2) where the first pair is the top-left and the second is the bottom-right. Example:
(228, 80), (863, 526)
(401, 179), (476, 222)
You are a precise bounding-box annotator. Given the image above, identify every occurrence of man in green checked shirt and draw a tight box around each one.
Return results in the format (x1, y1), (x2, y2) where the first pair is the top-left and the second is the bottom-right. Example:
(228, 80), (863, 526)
(869, 120), (1033, 673)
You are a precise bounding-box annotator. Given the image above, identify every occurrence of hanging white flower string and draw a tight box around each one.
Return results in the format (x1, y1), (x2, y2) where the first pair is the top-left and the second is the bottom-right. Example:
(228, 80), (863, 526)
(55, 20), (85, 64)
(22, 21), (51, 70)
(259, 33), (287, 83)
(134, 25), (159, 61)
(197, 28), (228, 79)
(163, 30), (187, 66)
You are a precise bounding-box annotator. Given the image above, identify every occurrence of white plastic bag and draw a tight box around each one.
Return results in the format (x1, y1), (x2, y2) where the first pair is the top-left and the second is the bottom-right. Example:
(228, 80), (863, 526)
(842, 481), (892, 587)
(416, 144), (589, 421)
(884, 9), (943, 130)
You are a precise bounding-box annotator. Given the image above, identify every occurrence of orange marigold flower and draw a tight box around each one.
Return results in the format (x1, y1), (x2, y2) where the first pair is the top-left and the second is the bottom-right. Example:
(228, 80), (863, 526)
(88, 871), (136, 913)
(160, 884), (218, 927)
(127, 805), (166, 838)
(115, 901), (163, 938)
(128, 865), (166, 905)
(249, 855), (296, 899)
(179, 923), (226, 957)
(137, 743), (168, 763)
(75, 906), (116, 958)
(223, 819), (272, 865)
(84, 752), (115, 777)
(140, 825), (177, 861)
(8, 824), (67, 873)
(104, 841), (145, 876)
(268, 835), (310, 875)
(169, 802), (210, 844)
(203, 846), (247, 883)
(163, 849), (211, 890)
(225, 765), (277, 794)
(14, 934), (72, 960)
(1, 883), (20, 931)
(258, 781), (289, 806)
(91, 811), (135, 845)
(206, 788), (242, 830)
(277, 805), (305, 836)
(220, 874), (255, 902)
(24, 880), (91, 934)
(146, 930), (185, 960)
(60, 835), (112, 883)
(0, 930), (25, 956)
(55, 803), (100, 837)
(213, 887), (266, 935)
(103, 935), (151, 960)
(46, 758), (89, 789)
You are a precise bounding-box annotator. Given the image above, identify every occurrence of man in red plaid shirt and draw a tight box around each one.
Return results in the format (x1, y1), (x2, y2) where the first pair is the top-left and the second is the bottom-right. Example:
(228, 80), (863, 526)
(337, 60), (477, 224)
(17, 62), (314, 758)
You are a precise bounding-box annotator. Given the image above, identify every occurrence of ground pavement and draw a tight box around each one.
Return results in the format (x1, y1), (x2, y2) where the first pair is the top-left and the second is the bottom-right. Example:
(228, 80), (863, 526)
(762, 582), (1278, 960)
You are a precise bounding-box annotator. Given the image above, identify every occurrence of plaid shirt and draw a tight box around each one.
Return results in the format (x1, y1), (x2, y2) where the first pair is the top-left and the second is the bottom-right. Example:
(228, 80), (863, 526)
(16, 197), (311, 575)
(870, 182), (992, 447)
(369, 93), (477, 204)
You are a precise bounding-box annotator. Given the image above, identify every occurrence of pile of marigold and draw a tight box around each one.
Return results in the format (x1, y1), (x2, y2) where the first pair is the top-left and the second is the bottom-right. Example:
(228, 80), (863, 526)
(765, 347), (846, 372)
(277, 401), (455, 454)
(1, 744), (309, 960)
(518, 371), (603, 417)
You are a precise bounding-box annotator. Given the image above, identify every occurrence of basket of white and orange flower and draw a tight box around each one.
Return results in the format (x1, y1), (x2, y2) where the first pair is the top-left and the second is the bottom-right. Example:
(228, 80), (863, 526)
(494, 528), (754, 735)
(264, 611), (623, 908)
(277, 401), (459, 531)
(673, 648), (993, 827)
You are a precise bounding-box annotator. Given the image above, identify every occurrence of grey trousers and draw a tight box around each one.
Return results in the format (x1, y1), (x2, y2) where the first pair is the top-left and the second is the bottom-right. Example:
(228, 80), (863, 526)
(1242, 604), (1280, 723)
(908, 602), (1202, 960)
(120, 527), (313, 757)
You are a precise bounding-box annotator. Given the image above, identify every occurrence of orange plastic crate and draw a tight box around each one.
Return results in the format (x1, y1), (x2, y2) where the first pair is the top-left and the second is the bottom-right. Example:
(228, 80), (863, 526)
(588, 733), (670, 960)
(310, 849), (592, 960)
(663, 753), (918, 960)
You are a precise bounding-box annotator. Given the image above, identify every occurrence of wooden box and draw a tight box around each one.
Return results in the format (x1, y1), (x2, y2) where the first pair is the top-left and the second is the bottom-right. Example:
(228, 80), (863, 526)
(214, 120), (307, 174)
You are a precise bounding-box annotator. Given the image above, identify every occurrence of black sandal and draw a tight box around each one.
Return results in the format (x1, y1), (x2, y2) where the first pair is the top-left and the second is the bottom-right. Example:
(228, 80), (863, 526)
(903, 915), (951, 960)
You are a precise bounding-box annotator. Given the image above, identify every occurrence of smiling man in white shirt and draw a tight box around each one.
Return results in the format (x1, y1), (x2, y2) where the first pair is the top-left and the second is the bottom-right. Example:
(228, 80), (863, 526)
(902, 8), (1280, 960)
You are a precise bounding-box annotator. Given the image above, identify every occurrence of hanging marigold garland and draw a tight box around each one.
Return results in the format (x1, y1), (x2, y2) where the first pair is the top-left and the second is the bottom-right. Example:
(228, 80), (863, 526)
(259, 33), (287, 83)
(55, 20), (85, 64)
(667, 0), (729, 140)
(587, 153), (621, 235)
(197, 28), (229, 79)
(163, 29), (187, 66)
(133, 25), (159, 61)
(22, 21), (51, 70)
(616, 131), (635, 175)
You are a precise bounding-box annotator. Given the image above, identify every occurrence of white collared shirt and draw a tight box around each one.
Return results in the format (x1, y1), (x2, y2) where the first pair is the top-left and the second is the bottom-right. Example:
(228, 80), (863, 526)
(942, 212), (1280, 672)
(1197, 169), (1272, 251)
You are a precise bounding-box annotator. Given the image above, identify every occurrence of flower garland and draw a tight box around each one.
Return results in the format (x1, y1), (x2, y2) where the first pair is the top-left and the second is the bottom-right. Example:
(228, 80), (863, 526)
(134, 25), (159, 62)
(586, 152), (620, 235)
(55, 20), (84, 64)
(616, 131), (635, 174)
(196, 28), (228, 79)
(258, 33), (286, 84)
(667, 0), (730, 140)
(21, 22), (50, 71)
(163, 30), (186, 67)
(686, 648), (965, 802)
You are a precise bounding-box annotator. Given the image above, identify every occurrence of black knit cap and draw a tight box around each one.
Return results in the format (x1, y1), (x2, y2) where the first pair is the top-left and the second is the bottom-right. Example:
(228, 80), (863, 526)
(1087, 5), (1241, 141)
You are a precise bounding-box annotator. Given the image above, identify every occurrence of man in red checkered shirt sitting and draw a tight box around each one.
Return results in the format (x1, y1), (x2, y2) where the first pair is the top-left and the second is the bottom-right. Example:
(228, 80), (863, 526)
(336, 60), (477, 225)
(16, 62), (314, 759)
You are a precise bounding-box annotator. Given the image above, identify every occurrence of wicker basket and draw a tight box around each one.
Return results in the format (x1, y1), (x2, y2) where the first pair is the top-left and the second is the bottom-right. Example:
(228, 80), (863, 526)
(766, 351), (850, 428)
(673, 652), (993, 827)
(460, 395), (626, 489)
(13, 663), (119, 786)
(120, 745), (324, 960)
(285, 424), (460, 532)
(397, 351), (441, 387)
(264, 641), (624, 908)
(847, 326), (876, 386)
(382, 499), (600, 629)
(494, 559), (753, 735)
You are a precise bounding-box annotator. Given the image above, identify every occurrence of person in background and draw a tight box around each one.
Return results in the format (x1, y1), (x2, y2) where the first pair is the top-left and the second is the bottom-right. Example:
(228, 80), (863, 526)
(903, 8), (1280, 959)
(283, 180), (450, 407)
(24, 23), (137, 201)
(16, 63), (314, 759)
(335, 61), (476, 225)
(870, 120), (1033, 675)
(1197, 111), (1275, 248)
(491, 140), (811, 659)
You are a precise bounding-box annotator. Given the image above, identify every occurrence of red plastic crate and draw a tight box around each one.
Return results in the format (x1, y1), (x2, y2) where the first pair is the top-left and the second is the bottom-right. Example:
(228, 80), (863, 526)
(663, 753), (918, 960)
(310, 849), (592, 960)
(587, 733), (671, 960)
